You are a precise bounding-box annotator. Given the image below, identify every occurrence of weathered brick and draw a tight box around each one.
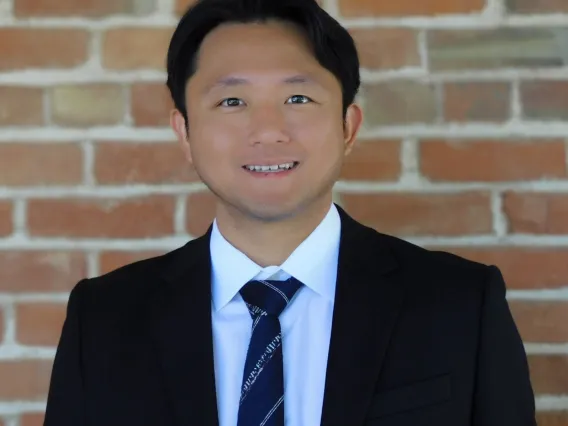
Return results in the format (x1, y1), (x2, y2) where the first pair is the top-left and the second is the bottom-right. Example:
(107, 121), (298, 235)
(341, 192), (492, 236)
(429, 28), (567, 71)
(521, 81), (568, 121)
(503, 193), (568, 234)
(0, 252), (86, 292)
(0, 87), (44, 126)
(186, 191), (217, 237)
(16, 303), (66, 347)
(0, 29), (89, 71)
(362, 81), (437, 126)
(441, 248), (568, 290)
(0, 143), (83, 186)
(131, 83), (173, 127)
(102, 28), (173, 71)
(27, 197), (176, 238)
(0, 360), (52, 400)
(99, 251), (164, 276)
(528, 355), (568, 394)
(510, 301), (568, 343)
(420, 139), (566, 182)
(15, 0), (155, 17)
(443, 82), (511, 122)
(350, 28), (420, 70)
(340, 140), (401, 181)
(507, 0), (568, 13)
(51, 85), (125, 127)
(95, 142), (198, 184)
(0, 202), (13, 236)
(537, 412), (568, 426)
(21, 413), (45, 426)
(339, 0), (484, 17)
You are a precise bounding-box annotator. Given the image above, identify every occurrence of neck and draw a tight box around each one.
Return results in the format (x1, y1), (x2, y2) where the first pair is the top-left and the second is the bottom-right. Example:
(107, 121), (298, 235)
(215, 199), (332, 267)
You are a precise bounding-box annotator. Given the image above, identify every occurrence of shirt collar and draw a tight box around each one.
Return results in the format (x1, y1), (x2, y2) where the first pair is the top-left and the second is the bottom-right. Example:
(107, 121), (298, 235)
(210, 203), (341, 311)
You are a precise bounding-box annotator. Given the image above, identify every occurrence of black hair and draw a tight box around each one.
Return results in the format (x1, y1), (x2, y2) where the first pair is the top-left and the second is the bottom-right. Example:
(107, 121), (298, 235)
(166, 0), (360, 126)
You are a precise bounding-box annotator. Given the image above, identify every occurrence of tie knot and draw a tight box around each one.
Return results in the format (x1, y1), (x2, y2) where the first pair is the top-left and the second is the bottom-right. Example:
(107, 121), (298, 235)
(240, 277), (303, 317)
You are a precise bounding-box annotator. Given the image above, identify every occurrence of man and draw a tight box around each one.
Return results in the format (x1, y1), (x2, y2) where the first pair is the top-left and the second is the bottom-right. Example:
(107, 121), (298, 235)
(44, 0), (536, 425)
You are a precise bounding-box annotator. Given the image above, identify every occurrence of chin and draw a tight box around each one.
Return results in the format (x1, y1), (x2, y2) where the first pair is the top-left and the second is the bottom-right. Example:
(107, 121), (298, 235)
(238, 199), (303, 223)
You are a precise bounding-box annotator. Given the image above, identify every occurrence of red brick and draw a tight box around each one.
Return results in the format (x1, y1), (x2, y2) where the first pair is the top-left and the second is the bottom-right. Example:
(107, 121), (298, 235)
(510, 302), (568, 343)
(420, 139), (566, 182)
(16, 303), (66, 347)
(429, 29), (563, 71)
(504, 193), (568, 234)
(21, 413), (45, 426)
(0, 87), (44, 126)
(102, 28), (173, 71)
(528, 355), (568, 394)
(350, 28), (419, 70)
(94, 142), (198, 184)
(444, 82), (511, 122)
(341, 192), (492, 236)
(0, 29), (88, 71)
(363, 81), (437, 126)
(15, 0), (155, 17)
(521, 81), (568, 121)
(340, 140), (401, 181)
(537, 412), (568, 426)
(0, 143), (83, 186)
(507, 0), (568, 13)
(186, 192), (217, 237)
(339, 0), (484, 16)
(440, 248), (568, 290)
(131, 83), (173, 127)
(0, 202), (12, 236)
(175, 0), (197, 15)
(51, 84), (125, 127)
(99, 251), (164, 275)
(0, 252), (86, 292)
(0, 360), (52, 400)
(27, 197), (176, 238)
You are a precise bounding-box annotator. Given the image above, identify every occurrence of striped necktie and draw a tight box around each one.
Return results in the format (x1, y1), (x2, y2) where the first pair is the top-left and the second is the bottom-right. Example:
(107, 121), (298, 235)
(237, 277), (303, 426)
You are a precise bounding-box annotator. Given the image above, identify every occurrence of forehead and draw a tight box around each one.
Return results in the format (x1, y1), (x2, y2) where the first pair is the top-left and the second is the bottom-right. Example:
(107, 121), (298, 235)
(190, 21), (337, 91)
(196, 21), (320, 72)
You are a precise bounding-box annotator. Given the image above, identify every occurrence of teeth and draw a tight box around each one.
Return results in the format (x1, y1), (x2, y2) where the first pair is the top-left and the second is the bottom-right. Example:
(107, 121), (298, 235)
(245, 162), (296, 172)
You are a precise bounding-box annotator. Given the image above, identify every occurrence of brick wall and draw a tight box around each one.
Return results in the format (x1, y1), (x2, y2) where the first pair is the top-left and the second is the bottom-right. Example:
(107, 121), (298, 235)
(0, 0), (567, 424)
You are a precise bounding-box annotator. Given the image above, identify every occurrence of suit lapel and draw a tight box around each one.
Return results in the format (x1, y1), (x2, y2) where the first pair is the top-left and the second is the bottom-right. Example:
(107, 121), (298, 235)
(320, 205), (406, 426)
(149, 228), (219, 426)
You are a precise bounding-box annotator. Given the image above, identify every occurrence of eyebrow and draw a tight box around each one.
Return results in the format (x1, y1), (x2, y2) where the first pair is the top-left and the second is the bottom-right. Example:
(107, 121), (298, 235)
(203, 74), (320, 94)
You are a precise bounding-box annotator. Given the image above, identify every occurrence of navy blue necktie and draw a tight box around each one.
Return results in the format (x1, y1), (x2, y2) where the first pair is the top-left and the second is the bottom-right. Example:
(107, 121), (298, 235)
(237, 277), (303, 426)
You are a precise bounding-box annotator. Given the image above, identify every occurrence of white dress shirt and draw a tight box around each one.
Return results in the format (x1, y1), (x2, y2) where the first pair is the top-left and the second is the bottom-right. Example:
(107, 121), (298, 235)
(210, 203), (341, 426)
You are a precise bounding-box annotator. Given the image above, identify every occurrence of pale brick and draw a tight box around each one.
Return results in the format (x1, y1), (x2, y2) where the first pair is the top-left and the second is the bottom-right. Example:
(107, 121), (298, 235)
(429, 28), (567, 71)
(51, 85), (125, 127)
(362, 81), (438, 126)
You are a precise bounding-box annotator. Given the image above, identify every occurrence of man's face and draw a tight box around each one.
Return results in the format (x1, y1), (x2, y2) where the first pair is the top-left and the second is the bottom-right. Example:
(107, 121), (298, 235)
(172, 20), (362, 222)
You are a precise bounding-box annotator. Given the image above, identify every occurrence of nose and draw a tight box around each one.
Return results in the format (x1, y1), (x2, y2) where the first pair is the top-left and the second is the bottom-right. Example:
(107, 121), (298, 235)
(248, 106), (291, 146)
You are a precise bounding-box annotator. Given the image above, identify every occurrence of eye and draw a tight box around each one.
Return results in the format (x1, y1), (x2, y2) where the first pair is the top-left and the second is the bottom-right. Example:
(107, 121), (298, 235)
(286, 95), (313, 104)
(219, 98), (245, 107)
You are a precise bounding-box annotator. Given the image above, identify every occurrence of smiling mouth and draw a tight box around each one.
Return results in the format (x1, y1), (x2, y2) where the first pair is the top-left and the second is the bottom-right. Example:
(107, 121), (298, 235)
(242, 161), (299, 173)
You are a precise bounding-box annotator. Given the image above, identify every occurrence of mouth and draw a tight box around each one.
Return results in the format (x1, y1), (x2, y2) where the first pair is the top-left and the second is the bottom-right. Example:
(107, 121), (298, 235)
(242, 161), (299, 174)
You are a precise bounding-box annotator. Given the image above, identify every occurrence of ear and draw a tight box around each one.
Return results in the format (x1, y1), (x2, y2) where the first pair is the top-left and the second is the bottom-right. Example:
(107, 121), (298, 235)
(170, 109), (193, 164)
(343, 103), (363, 157)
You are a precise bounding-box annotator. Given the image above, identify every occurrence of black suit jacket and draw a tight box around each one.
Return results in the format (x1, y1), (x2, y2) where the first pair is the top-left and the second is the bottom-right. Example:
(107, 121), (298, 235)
(44, 205), (536, 426)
